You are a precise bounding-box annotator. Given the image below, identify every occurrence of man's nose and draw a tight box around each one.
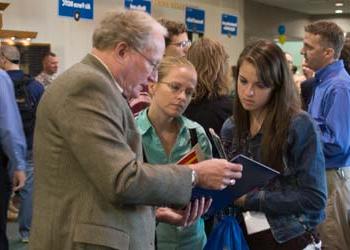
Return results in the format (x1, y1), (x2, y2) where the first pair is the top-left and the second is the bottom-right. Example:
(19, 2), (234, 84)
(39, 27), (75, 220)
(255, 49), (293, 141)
(148, 69), (158, 83)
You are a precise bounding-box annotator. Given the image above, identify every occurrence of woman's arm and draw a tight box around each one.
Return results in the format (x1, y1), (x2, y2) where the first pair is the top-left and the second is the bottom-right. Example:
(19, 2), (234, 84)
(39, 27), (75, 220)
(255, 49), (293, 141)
(243, 113), (327, 215)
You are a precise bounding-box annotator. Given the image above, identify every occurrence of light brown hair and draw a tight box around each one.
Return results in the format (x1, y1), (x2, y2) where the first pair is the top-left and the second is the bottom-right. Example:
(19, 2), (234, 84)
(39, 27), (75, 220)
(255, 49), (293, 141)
(186, 38), (230, 103)
(157, 56), (195, 83)
(158, 18), (187, 47)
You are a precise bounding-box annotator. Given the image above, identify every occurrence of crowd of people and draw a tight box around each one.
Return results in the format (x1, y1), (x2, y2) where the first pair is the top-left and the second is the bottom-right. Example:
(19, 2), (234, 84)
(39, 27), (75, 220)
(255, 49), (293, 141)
(0, 9), (350, 250)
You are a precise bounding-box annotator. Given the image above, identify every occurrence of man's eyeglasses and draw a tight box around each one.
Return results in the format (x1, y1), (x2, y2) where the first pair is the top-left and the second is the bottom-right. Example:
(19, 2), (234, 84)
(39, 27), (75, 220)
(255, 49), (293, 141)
(170, 40), (192, 49)
(132, 47), (160, 73)
(159, 81), (195, 98)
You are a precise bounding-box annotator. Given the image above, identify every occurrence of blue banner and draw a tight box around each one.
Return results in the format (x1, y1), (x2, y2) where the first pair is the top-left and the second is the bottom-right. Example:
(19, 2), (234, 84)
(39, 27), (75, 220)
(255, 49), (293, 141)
(185, 7), (205, 34)
(124, 0), (151, 14)
(221, 14), (238, 36)
(59, 0), (93, 20)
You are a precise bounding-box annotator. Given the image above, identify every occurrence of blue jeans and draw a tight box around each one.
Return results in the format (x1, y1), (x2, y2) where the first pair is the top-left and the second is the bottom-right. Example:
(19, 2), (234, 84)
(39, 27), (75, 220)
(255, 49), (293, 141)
(18, 151), (33, 238)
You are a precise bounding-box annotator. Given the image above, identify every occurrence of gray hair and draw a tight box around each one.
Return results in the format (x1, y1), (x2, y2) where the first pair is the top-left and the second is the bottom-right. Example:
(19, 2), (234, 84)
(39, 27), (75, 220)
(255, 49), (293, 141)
(93, 10), (167, 51)
(1, 45), (20, 64)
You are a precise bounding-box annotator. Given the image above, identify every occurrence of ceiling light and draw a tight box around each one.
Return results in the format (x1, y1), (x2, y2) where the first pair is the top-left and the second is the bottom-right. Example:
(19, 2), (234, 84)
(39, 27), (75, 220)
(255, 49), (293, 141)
(335, 9), (343, 13)
(335, 3), (344, 7)
(10, 36), (15, 40)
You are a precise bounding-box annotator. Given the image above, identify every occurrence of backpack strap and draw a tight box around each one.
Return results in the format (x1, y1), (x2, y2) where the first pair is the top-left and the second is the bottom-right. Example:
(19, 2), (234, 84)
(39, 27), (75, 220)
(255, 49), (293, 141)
(143, 147), (148, 163)
(189, 128), (198, 147)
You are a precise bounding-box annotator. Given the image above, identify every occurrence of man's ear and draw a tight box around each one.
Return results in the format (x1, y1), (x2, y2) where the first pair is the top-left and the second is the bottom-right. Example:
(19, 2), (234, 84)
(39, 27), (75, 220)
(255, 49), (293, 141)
(114, 42), (131, 63)
(324, 47), (335, 60)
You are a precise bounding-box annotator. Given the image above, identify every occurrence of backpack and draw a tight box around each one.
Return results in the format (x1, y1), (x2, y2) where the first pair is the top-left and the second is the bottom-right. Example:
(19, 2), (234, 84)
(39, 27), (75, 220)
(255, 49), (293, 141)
(12, 74), (36, 137)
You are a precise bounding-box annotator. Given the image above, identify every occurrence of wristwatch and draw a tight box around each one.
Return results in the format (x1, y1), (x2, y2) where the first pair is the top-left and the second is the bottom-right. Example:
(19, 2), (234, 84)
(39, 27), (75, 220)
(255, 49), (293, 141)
(191, 169), (198, 187)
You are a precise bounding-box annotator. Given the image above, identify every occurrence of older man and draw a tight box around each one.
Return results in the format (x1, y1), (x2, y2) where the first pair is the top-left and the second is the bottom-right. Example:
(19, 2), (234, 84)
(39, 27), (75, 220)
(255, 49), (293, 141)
(29, 10), (242, 250)
(301, 20), (350, 249)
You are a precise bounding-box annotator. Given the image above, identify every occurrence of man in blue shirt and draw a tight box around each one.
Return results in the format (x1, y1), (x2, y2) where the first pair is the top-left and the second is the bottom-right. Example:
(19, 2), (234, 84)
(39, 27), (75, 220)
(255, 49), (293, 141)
(0, 45), (44, 243)
(301, 20), (350, 249)
(0, 67), (27, 249)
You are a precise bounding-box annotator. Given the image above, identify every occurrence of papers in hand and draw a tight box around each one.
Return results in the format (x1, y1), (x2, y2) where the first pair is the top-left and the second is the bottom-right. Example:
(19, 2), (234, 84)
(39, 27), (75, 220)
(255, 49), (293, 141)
(243, 211), (270, 234)
(209, 128), (227, 159)
(192, 154), (280, 216)
(177, 143), (205, 164)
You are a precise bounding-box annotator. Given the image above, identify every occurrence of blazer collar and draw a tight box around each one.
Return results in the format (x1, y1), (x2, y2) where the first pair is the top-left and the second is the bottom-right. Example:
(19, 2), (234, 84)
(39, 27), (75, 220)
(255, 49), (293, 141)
(81, 53), (124, 94)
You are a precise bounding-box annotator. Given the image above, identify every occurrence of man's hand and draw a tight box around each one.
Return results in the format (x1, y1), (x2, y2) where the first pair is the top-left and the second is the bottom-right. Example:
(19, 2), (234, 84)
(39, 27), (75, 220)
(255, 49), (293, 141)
(12, 170), (26, 191)
(190, 159), (242, 190)
(156, 197), (212, 227)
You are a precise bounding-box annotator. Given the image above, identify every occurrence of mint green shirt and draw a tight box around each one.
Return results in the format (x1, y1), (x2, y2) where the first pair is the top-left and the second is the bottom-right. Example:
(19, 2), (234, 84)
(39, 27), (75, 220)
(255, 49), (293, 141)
(136, 108), (212, 250)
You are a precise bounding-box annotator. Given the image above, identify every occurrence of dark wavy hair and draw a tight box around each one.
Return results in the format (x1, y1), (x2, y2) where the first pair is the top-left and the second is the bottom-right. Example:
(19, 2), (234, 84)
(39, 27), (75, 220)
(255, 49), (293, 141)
(234, 39), (301, 171)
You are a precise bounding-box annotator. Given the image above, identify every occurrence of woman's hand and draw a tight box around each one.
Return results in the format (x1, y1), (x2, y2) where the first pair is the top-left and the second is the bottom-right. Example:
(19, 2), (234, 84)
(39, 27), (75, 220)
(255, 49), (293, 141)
(156, 197), (212, 227)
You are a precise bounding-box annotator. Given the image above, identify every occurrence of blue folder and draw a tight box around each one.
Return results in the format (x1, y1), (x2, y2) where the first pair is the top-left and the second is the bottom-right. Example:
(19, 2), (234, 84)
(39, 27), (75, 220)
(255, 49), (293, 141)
(192, 154), (279, 216)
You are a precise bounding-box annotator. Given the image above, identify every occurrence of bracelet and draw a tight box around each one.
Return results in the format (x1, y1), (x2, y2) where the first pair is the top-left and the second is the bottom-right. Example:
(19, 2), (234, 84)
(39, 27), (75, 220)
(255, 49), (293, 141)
(191, 169), (198, 187)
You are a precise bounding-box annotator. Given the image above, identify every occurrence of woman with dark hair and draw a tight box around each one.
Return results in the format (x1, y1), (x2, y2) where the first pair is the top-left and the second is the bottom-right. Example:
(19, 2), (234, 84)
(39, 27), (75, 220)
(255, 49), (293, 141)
(221, 39), (327, 249)
(185, 38), (233, 158)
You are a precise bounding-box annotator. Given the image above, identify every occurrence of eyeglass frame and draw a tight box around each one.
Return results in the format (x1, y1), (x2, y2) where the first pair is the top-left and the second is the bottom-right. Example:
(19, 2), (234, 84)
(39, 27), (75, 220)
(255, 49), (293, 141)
(169, 40), (192, 49)
(131, 46), (160, 73)
(158, 81), (196, 98)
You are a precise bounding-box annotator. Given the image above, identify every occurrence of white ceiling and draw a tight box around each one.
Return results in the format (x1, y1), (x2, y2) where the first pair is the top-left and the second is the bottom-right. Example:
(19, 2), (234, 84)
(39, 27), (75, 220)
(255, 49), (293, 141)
(253, 0), (350, 15)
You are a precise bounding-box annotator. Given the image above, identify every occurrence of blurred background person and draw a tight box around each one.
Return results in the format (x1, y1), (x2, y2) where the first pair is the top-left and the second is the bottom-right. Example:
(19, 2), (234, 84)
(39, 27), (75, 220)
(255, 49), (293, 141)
(0, 57), (26, 250)
(185, 38), (233, 159)
(340, 40), (350, 74)
(35, 51), (58, 88)
(300, 60), (315, 111)
(136, 56), (212, 250)
(158, 18), (191, 57)
(0, 45), (44, 243)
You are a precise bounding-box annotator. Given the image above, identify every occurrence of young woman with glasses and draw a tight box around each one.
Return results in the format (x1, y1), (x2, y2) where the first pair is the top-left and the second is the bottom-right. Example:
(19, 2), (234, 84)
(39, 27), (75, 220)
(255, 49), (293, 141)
(135, 56), (212, 250)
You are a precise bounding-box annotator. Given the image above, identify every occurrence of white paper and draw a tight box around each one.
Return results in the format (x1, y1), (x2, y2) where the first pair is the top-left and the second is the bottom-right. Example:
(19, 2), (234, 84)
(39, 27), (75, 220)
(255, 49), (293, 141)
(243, 211), (270, 235)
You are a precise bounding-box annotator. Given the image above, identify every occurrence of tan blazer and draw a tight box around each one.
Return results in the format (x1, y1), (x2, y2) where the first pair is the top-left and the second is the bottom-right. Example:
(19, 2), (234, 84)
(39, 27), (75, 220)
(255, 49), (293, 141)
(29, 54), (192, 250)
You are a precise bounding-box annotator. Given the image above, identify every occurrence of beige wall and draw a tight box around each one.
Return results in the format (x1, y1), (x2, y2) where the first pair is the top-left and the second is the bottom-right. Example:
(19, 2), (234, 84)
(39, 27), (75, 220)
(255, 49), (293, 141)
(310, 15), (350, 33)
(1, 0), (244, 72)
(244, 0), (350, 43)
(244, 0), (309, 42)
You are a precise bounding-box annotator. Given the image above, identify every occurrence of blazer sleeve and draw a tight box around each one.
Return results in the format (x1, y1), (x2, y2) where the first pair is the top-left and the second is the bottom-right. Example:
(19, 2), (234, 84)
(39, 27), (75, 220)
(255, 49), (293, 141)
(58, 73), (192, 208)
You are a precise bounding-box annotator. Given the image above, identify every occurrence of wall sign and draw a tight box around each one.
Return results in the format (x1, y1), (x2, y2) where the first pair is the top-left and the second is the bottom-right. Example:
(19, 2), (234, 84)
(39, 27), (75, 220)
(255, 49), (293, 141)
(124, 0), (152, 14)
(221, 14), (238, 36)
(185, 7), (205, 34)
(59, 0), (93, 20)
